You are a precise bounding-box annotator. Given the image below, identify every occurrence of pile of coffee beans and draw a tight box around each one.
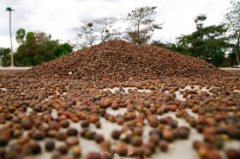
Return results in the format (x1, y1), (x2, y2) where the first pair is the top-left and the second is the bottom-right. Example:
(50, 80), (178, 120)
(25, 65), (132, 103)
(0, 41), (239, 159)
(25, 40), (225, 81)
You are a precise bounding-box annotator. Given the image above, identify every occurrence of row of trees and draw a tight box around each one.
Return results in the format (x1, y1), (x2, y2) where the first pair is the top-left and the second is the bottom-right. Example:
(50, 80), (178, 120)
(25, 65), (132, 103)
(0, 29), (73, 66)
(153, 2), (240, 67)
(76, 1), (240, 67)
(1, 6), (161, 66)
(152, 0), (240, 67)
(152, 15), (229, 66)
(1, 1), (240, 67)
(76, 6), (162, 46)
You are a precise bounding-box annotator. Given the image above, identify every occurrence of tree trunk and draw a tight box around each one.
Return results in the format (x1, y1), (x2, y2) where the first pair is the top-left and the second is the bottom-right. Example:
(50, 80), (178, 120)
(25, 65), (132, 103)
(0, 56), (2, 67)
(236, 52), (240, 65)
(137, 21), (140, 44)
(236, 35), (240, 65)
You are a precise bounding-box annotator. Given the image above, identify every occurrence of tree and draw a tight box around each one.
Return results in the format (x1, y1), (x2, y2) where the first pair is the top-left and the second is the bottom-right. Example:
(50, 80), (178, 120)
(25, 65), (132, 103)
(75, 17), (119, 48)
(92, 17), (118, 42)
(15, 30), (72, 66)
(0, 48), (10, 57)
(194, 15), (207, 29)
(0, 47), (10, 66)
(54, 43), (73, 57)
(177, 15), (229, 66)
(125, 6), (162, 44)
(76, 22), (97, 47)
(151, 41), (187, 54)
(225, 0), (240, 65)
(227, 52), (237, 66)
(16, 28), (26, 44)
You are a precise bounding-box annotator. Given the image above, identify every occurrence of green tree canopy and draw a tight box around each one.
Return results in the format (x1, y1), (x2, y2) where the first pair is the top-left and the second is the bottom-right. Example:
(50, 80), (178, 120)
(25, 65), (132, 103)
(54, 43), (73, 57)
(0, 47), (10, 56)
(177, 15), (229, 66)
(15, 29), (73, 66)
(0, 47), (11, 66)
(16, 28), (26, 44)
(151, 41), (187, 54)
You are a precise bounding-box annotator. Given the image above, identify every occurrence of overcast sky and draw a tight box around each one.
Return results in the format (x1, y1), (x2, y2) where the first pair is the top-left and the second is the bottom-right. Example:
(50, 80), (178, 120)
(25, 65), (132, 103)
(0, 0), (231, 49)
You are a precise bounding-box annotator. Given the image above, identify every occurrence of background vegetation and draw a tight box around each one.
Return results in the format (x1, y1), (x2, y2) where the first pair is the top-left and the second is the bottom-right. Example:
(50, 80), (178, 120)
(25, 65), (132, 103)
(1, 0), (240, 67)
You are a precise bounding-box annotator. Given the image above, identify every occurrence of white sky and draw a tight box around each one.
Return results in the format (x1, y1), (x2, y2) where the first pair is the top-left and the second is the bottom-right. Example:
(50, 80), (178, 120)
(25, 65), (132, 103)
(0, 0), (231, 49)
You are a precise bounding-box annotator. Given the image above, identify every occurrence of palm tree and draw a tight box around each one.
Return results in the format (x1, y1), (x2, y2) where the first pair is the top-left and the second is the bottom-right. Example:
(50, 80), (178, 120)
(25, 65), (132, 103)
(5, 7), (14, 67)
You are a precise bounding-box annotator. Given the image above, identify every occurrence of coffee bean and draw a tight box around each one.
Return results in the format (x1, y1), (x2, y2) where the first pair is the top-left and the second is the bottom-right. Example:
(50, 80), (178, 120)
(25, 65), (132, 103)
(114, 143), (128, 156)
(45, 140), (55, 151)
(29, 142), (41, 154)
(226, 149), (240, 159)
(111, 130), (121, 140)
(32, 131), (45, 141)
(67, 128), (78, 136)
(85, 152), (101, 159)
(70, 146), (81, 158)
(94, 134), (105, 144)
(130, 136), (142, 147)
